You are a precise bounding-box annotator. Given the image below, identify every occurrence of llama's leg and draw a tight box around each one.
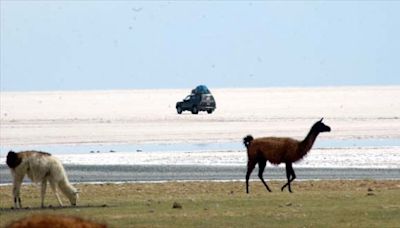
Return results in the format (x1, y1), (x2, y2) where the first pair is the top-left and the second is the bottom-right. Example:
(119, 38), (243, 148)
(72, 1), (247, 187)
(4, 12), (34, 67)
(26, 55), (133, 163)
(41, 179), (47, 208)
(245, 160), (256, 194)
(281, 162), (296, 192)
(50, 181), (63, 207)
(257, 159), (272, 192)
(12, 175), (24, 208)
(288, 164), (296, 192)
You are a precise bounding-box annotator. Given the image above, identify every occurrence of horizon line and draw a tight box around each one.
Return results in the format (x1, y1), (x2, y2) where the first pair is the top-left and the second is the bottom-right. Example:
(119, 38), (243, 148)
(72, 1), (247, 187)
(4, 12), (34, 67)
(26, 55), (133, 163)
(1, 84), (399, 93)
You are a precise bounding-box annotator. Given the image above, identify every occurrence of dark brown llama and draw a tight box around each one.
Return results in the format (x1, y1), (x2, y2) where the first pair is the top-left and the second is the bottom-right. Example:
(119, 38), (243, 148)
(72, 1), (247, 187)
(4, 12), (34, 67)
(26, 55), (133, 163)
(243, 118), (331, 193)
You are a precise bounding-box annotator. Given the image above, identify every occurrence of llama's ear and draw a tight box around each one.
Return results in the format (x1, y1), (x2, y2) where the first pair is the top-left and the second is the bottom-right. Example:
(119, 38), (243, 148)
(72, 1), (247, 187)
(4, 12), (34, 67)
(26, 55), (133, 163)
(319, 118), (324, 122)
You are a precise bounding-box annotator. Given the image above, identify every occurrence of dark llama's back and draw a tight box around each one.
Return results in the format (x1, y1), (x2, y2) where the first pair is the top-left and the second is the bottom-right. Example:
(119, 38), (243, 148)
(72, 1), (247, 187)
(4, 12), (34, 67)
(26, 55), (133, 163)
(36, 151), (52, 156)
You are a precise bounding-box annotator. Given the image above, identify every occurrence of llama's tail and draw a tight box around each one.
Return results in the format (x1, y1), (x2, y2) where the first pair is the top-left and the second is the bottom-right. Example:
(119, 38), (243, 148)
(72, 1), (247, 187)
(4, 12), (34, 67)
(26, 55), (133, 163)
(243, 135), (254, 149)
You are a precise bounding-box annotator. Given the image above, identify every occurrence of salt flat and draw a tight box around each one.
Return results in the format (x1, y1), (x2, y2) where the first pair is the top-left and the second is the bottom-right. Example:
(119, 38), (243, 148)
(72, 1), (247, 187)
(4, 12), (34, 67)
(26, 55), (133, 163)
(1, 86), (399, 146)
(0, 87), (399, 182)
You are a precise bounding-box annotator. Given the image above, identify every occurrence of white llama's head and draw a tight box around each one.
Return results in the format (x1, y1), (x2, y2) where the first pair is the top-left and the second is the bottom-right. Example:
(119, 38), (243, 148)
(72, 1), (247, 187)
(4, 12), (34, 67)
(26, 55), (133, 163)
(68, 189), (79, 206)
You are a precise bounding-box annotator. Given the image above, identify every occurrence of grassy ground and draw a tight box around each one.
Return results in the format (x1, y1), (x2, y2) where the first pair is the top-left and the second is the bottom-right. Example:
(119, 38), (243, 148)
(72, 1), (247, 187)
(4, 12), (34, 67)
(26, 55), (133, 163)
(1, 180), (400, 227)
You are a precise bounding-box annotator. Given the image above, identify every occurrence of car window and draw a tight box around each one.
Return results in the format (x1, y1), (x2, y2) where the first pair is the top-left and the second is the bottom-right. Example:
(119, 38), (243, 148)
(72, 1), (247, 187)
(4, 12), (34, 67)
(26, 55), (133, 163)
(202, 95), (214, 101)
(184, 95), (191, 101)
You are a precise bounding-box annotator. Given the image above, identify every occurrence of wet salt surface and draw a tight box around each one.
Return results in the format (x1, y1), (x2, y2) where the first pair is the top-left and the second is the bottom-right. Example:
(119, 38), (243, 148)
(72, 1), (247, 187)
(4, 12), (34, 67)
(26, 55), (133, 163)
(0, 165), (399, 184)
(44, 147), (400, 168)
(0, 139), (399, 168)
(1, 138), (399, 168)
(1, 138), (399, 184)
(1, 138), (399, 155)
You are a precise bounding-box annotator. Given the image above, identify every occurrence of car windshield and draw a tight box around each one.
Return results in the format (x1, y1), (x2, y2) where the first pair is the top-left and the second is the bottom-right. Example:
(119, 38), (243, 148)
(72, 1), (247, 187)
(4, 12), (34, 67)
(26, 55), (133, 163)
(184, 95), (191, 101)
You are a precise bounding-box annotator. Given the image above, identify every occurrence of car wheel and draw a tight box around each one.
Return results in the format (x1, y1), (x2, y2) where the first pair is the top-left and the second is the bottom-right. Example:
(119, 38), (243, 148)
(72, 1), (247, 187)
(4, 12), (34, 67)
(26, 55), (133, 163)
(191, 106), (198, 114)
(177, 106), (182, 114)
(207, 109), (213, 114)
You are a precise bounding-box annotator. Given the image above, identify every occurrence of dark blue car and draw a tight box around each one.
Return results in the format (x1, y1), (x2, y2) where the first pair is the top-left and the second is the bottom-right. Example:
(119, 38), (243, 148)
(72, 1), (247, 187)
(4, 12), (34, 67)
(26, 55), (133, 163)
(176, 85), (216, 114)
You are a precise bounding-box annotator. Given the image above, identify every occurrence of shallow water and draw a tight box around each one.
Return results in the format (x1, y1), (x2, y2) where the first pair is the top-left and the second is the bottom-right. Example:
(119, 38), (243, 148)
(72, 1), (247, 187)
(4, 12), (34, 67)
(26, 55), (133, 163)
(1, 138), (399, 155)
(0, 164), (399, 184)
(1, 138), (399, 184)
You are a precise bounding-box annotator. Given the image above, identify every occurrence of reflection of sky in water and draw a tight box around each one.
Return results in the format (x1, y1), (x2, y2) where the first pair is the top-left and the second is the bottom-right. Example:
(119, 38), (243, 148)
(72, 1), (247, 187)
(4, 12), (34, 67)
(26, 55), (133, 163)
(1, 138), (399, 155)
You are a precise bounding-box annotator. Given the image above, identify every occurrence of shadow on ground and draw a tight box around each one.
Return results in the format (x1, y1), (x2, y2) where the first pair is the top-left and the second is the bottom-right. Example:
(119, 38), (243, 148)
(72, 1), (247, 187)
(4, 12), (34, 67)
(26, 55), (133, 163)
(0, 204), (110, 212)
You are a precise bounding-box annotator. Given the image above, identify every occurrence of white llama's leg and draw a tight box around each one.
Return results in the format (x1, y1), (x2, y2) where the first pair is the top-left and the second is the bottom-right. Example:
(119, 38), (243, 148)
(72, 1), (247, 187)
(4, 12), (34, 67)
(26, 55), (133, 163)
(50, 181), (63, 207)
(40, 179), (47, 208)
(12, 175), (24, 209)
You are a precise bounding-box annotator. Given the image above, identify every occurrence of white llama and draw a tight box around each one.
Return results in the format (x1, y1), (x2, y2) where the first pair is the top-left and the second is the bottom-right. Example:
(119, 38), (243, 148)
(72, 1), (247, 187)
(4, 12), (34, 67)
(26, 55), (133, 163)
(6, 150), (79, 208)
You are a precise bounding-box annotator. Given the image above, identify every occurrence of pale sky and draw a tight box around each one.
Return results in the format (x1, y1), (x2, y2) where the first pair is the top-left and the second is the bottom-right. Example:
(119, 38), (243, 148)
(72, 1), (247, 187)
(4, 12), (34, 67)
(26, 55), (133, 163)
(1, 1), (399, 91)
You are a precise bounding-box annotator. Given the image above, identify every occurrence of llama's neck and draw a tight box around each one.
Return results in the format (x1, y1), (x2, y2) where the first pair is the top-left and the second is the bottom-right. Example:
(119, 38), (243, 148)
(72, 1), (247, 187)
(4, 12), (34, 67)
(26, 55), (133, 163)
(298, 128), (320, 155)
(58, 179), (76, 199)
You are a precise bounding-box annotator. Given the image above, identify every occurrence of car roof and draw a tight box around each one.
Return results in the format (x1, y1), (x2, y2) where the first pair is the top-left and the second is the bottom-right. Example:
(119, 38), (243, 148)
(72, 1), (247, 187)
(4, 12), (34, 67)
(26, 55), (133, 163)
(193, 85), (211, 94)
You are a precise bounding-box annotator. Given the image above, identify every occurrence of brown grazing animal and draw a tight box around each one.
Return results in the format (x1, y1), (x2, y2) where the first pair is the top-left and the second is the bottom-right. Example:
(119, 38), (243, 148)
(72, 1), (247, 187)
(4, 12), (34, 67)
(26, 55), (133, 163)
(5, 214), (107, 228)
(243, 118), (331, 193)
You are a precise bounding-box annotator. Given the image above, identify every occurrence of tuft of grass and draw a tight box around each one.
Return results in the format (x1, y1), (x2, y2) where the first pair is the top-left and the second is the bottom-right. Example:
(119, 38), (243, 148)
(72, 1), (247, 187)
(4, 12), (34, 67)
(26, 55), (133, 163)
(1, 180), (400, 227)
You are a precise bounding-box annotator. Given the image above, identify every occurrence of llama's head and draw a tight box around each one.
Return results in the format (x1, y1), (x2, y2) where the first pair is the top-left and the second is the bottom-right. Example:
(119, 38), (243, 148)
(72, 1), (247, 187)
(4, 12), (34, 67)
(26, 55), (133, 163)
(312, 118), (331, 133)
(67, 188), (79, 206)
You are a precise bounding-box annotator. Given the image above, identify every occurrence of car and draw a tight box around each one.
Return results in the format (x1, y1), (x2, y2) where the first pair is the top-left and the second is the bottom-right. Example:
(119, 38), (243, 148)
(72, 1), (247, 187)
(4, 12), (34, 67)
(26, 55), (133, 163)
(176, 85), (216, 114)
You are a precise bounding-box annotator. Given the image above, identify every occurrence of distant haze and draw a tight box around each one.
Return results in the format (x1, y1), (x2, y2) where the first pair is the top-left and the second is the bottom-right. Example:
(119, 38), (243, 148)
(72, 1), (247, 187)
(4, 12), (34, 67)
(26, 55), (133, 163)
(1, 1), (399, 91)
